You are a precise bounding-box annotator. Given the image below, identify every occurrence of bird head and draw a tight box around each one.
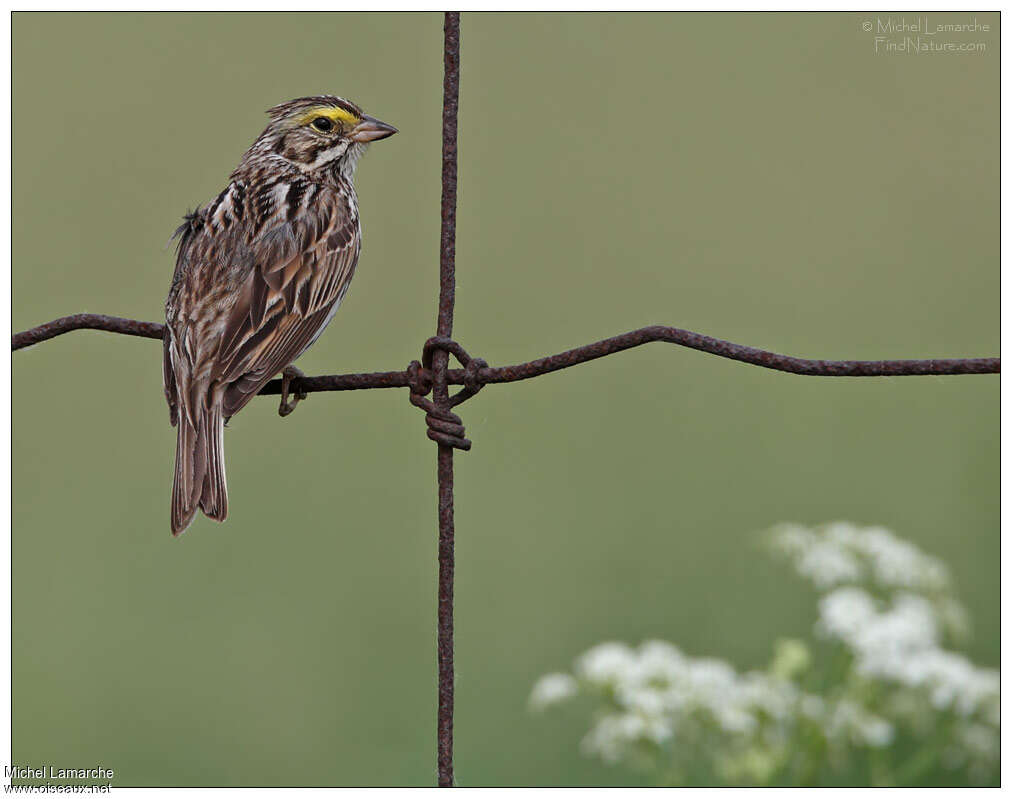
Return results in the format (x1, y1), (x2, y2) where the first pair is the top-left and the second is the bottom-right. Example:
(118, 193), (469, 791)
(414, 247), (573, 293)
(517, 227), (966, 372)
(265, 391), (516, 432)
(250, 95), (397, 179)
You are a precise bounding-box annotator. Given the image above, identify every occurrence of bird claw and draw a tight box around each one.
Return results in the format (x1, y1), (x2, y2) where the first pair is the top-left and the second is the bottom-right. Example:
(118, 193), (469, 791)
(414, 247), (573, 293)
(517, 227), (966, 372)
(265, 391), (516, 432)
(279, 366), (308, 417)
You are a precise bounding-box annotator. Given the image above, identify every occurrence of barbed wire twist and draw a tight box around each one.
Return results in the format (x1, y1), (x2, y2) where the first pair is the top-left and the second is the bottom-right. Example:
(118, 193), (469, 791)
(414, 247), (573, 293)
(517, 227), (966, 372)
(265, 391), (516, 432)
(10, 12), (999, 787)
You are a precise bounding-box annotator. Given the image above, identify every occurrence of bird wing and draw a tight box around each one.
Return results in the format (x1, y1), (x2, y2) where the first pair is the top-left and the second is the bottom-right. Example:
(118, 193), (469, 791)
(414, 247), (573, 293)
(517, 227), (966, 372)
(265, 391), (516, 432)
(212, 191), (361, 419)
(163, 333), (179, 427)
(164, 182), (361, 428)
(164, 211), (207, 428)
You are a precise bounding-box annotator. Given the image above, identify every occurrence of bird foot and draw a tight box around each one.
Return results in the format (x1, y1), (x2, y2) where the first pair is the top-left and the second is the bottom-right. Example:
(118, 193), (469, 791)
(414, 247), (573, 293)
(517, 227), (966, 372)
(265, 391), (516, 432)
(279, 366), (308, 417)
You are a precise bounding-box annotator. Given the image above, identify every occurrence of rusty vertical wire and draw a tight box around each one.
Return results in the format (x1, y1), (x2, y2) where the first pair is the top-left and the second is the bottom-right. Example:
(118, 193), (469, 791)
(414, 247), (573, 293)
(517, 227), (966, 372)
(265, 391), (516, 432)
(435, 10), (461, 789)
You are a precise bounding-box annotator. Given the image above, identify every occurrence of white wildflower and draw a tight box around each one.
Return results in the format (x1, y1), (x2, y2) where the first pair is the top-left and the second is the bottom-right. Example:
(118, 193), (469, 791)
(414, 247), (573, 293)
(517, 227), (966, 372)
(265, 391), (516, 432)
(770, 523), (816, 556)
(797, 539), (862, 588)
(825, 700), (894, 748)
(616, 685), (666, 716)
(713, 703), (758, 735)
(529, 673), (577, 710)
(685, 657), (738, 694)
(855, 525), (949, 592)
(818, 588), (998, 724)
(894, 650), (999, 718)
(685, 659), (757, 733)
(642, 714), (674, 744)
(861, 716), (894, 747)
(580, 712), (672, 762)
(739, 672), (799, 722)
(773, 522), (952, 595)
(533, 524), (997, 784)
(816, 586), (878, 644)
(580, 714), (634, 763)
(772, 522), (861, 588)
(850, 593), (940, 662)
(634, 640), (687, 684)
(575, 642), (637, 688)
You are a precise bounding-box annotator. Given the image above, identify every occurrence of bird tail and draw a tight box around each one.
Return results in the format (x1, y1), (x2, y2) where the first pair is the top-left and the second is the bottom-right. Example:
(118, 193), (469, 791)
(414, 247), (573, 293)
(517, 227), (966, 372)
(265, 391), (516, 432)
(171, 404), (228, 535)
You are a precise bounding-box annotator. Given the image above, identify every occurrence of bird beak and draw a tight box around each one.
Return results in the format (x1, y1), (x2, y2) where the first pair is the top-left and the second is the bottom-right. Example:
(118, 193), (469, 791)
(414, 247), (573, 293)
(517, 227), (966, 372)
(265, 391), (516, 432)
(350, 115), (398, 143)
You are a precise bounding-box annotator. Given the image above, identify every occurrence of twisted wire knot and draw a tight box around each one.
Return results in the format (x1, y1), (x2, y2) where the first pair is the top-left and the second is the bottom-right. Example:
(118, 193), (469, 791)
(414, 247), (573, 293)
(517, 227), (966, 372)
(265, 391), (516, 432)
(406, 359), (431, 398)
(407, 337), (488, 450)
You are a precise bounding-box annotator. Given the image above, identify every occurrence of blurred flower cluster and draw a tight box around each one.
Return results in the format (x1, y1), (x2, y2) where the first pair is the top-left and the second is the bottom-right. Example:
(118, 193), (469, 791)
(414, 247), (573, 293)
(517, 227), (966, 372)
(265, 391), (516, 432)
(529, 522), (999, 786)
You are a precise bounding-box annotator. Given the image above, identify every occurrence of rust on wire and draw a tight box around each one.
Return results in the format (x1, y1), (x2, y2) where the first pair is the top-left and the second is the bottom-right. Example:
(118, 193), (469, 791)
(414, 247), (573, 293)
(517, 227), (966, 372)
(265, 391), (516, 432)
(406, 338), (487, 451)
(434, 11), (461, 789)
(12, 313), (164, 349)
(15, 318), (1001, 384)
(7, 10), (1000, 789)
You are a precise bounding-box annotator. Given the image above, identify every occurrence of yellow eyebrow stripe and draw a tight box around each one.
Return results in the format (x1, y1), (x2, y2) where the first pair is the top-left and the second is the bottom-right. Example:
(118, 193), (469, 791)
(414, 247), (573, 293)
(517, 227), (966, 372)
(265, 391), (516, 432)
(296, 106), (361, 128)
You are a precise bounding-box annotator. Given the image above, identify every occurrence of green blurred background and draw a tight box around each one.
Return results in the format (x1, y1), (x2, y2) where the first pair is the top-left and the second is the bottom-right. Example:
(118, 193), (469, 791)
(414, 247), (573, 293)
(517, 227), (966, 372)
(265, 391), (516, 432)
(13, 12), (998, 787)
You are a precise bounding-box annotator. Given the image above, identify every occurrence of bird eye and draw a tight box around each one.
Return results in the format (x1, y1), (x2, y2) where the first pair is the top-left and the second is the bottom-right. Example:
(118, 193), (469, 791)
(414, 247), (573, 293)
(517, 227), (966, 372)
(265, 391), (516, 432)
(311, 117), (334, 132)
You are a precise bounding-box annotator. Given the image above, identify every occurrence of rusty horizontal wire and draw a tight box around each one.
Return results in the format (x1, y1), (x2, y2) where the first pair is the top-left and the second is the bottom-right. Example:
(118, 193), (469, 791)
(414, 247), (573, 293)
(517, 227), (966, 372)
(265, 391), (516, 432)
(13, 315), (1001, 387)
(12, 313), (164, 349)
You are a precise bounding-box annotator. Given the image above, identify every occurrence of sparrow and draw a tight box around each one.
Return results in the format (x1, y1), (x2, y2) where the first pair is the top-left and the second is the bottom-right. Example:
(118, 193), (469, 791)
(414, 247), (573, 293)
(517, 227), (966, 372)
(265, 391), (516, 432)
(163, 95), (396, 535)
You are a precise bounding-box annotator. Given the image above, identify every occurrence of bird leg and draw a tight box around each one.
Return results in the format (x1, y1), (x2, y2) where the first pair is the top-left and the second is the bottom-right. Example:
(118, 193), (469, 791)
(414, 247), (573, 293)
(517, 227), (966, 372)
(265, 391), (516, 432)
(279, 365), (308, 417)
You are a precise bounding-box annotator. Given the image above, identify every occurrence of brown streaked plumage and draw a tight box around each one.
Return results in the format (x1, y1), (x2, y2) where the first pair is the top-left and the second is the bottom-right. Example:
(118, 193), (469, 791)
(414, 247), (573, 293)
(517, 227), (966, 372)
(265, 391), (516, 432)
(164, 95), (397, 535)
